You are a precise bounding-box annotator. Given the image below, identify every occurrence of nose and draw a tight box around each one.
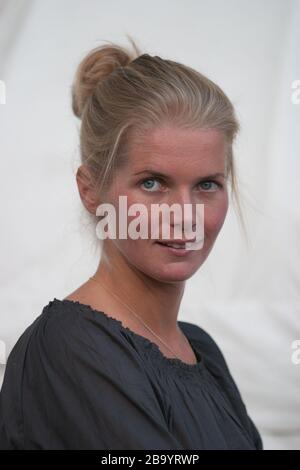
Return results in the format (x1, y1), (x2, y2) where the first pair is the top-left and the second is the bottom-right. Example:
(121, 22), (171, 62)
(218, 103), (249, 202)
(166, 189), (203, 240)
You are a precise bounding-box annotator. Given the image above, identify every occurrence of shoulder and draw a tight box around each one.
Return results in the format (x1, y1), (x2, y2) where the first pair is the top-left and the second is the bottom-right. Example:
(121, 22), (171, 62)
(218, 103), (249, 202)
(0, 299), (83, 393)
(179, 320), (216, 345)
(13, 297), (126, 353)
(4, 299), (87, 370)
(1, 297), (151, 402)
(179, 320), (230, 370)
(179, 320), (243, 401)
(3, 298), (150, 393)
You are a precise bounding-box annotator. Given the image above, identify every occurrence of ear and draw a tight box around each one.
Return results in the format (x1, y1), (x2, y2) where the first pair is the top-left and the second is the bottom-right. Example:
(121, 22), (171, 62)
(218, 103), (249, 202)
(76, 165), (99, 214)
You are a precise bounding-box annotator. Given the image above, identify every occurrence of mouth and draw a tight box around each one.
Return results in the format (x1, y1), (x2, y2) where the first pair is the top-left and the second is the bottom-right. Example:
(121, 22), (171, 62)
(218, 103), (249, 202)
(156, 241), (187, 249)
(155, 240), (195, 256)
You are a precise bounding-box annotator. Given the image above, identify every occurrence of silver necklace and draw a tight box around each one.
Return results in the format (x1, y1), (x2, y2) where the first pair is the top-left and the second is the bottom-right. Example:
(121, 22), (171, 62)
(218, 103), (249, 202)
(89, 275), (188, 360)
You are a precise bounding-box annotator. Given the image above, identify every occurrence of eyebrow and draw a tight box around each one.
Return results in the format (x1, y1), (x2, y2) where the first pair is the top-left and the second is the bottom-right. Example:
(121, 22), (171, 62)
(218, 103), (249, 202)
(133, 169), (226, 180)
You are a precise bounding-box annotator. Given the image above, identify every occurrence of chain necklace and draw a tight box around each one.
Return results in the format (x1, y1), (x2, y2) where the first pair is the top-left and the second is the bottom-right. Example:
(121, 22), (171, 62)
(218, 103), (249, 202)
(88, 275), (188, 360)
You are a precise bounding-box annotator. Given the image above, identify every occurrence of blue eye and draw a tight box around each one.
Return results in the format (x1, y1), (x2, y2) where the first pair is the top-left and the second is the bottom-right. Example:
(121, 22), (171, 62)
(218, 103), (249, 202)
(140, 178), (161, 192)
(199, 181), (221, 191)
(139, 178), (222, 193)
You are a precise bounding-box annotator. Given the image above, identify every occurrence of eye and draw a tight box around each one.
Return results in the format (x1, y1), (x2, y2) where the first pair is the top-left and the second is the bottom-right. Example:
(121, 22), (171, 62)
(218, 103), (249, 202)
(198, 180), (222, 192)
(140, 177), (162, 192)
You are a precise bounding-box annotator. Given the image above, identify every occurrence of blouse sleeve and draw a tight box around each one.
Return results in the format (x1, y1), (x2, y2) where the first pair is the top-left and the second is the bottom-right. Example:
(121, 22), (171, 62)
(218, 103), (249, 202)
(0, 308), (183, 450)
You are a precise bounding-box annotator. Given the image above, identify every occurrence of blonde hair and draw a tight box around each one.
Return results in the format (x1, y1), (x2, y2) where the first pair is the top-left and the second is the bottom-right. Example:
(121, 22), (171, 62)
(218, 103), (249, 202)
(71, 35), (247, 243)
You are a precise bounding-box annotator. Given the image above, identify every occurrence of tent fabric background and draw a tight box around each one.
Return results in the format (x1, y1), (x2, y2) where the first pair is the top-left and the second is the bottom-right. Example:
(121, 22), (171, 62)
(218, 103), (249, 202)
(0, 0), (299, 450)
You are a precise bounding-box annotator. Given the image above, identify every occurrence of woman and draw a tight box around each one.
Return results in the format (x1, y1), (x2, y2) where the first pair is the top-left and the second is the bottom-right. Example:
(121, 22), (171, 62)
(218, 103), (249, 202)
(0, 37), (263, 450)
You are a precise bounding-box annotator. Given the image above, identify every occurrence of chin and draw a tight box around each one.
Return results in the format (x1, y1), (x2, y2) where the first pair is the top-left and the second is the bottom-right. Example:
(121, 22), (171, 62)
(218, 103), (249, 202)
(124, 242), (208, 282)
(144, 262), (202, 283)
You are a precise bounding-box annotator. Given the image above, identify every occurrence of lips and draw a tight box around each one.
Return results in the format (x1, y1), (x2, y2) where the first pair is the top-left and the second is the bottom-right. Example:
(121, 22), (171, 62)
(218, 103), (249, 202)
(155, 239), (195, 249)
(157, 241), (187, 249)
(155, 240), (194, 256)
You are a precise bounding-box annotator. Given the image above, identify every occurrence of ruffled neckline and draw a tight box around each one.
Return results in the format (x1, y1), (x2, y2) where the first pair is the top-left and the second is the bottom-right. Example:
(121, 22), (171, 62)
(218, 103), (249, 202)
(50, 298), (205, 377)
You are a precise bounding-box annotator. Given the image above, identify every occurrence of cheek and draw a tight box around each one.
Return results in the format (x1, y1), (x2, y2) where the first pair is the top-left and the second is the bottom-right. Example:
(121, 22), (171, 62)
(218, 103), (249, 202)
(113, 239), (152, 273)
(204, 195), (229, 236)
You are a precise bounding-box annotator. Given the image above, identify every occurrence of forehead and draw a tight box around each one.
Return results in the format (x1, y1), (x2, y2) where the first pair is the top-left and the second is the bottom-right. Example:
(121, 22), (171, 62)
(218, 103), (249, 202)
(128, 126), (227, 172)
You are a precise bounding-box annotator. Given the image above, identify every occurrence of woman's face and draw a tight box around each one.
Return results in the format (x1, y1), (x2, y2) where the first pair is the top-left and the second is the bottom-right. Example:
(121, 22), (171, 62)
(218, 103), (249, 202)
(100, 125), (229, 283)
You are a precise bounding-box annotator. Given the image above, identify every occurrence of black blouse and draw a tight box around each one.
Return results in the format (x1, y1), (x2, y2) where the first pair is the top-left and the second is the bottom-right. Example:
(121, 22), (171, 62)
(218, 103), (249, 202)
(0, 298), (263, 450)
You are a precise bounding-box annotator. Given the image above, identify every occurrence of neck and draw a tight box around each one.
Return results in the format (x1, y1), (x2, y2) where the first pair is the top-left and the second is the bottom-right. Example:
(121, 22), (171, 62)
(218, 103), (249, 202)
(93, 241), (186, 340)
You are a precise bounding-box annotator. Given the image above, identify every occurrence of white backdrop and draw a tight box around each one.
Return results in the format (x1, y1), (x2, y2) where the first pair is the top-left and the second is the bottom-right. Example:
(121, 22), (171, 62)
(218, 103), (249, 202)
(0, 0), (299, 450)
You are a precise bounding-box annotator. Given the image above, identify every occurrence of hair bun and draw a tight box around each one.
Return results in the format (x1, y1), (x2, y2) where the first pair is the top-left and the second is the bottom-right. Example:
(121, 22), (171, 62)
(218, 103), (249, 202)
(71, 36), (141, 119)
